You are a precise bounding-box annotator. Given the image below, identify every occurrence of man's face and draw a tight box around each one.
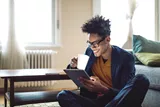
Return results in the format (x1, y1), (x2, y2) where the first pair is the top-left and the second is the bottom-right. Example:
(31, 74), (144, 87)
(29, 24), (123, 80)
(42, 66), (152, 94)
(87, 33), (110, 57)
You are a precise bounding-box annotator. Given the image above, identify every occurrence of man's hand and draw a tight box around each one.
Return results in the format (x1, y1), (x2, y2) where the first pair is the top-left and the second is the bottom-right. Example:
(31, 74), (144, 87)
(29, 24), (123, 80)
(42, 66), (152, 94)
(70, 57), (78, 68)
(79, 76), (109, 93)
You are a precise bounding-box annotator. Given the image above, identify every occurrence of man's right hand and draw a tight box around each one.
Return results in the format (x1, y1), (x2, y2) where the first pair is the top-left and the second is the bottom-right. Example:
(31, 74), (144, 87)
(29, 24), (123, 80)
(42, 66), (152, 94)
(70, 57), (78, 68)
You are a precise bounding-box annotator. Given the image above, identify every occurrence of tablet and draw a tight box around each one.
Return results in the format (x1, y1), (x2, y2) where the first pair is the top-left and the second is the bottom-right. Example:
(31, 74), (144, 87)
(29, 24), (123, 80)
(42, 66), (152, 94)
(63, 69), (90, 87)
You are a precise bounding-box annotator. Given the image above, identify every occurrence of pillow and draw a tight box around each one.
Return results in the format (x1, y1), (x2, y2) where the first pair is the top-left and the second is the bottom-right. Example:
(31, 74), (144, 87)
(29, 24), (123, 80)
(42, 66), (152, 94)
(132, 35), (160, 64)
(133, 35), (160, 53)
(135, 53), (160, 67)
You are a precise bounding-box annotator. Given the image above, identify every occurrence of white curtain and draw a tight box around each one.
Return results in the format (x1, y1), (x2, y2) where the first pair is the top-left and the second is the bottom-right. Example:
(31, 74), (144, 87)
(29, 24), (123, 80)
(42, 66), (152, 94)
(1, 0), (28, 69)
(132, 0), (155, 41)
(122, 0), (137, 49)
(100, 0), (154, 49)
(101, 0), (130, 47)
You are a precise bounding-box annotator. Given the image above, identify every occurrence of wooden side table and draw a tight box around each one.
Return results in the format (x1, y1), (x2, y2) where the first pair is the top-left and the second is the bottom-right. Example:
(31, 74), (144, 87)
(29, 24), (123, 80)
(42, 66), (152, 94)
(0, 69), (71, 107)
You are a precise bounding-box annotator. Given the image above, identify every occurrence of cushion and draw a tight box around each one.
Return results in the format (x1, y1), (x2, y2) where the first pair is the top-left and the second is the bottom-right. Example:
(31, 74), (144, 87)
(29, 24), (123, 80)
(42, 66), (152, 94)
(133, 35), (160, 53)
(132, 35), (160, 64)
(135, 53), (160, 67)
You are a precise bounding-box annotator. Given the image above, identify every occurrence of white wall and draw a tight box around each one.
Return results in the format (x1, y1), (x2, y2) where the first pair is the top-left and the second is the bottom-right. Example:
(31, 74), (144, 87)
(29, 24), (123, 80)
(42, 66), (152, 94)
(49, 0), (93, 90)
(54, 0), (93, 69)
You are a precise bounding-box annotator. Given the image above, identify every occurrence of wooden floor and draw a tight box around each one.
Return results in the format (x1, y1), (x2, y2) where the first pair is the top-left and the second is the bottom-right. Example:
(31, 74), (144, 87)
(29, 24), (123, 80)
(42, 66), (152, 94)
(0, 94), (4, 104)
(0, 94), (61, 107)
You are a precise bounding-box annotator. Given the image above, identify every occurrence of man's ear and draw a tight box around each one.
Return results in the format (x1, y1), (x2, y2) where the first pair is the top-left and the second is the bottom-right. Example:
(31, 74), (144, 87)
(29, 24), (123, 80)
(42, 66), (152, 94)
(105, 36), (110, 42)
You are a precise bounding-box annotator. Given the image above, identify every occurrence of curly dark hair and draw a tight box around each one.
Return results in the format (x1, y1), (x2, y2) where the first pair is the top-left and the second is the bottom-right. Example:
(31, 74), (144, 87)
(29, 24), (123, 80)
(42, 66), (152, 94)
(81, 15), (111, 37)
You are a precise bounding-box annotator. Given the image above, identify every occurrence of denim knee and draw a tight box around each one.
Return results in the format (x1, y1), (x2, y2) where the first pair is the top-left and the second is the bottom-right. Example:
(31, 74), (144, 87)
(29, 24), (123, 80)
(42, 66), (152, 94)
(57, 90), (71, 100)
(134, 74), (150, 88)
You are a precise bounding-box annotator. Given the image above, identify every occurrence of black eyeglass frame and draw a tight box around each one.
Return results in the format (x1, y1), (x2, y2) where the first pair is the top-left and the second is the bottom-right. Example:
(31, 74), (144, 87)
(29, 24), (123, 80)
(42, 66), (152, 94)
(87, 37), (106, 48)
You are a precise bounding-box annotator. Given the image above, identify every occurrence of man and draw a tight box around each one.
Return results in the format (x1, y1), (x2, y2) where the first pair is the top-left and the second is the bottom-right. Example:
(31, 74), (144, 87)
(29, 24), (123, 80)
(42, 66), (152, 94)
(57, 15), (149, 107)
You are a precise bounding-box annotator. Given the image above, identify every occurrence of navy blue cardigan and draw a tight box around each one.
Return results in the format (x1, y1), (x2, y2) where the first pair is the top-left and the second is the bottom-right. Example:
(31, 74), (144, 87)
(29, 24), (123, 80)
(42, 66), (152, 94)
(80, 46), (135, 98)
(67, 46), (135, 98)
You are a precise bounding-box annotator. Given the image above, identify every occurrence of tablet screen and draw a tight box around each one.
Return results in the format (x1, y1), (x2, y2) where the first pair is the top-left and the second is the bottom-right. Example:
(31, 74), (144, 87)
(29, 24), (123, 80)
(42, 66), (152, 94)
(64, 69), (90, 87)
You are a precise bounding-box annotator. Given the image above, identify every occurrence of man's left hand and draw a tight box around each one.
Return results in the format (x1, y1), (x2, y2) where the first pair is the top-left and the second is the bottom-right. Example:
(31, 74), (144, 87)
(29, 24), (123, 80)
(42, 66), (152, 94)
(79, 76), (109, 93)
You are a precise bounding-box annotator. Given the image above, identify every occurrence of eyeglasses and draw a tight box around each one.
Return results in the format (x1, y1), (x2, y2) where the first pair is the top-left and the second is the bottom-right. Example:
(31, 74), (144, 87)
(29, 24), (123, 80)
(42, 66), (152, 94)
(87, 37), (105, 48)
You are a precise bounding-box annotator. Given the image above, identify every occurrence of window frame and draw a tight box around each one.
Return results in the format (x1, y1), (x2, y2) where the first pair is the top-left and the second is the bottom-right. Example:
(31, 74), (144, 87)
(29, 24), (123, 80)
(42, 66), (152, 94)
(24, 0), (61, 50)
(0, 0), (61, 50)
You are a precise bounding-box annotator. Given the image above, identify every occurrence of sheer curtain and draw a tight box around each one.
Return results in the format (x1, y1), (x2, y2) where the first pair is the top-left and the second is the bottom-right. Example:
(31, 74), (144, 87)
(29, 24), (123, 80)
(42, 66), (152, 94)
(100, 0), (155, 48)
(122, 0), (137, 49)
(132, 0), (155, 41)
(1, 0), (28, 69)
(101, 0), (129, 47)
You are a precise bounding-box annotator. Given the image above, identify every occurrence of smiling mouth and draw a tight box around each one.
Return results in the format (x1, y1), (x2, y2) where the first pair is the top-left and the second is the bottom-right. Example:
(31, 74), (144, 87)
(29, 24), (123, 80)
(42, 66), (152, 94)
(93, 50), (99, 54)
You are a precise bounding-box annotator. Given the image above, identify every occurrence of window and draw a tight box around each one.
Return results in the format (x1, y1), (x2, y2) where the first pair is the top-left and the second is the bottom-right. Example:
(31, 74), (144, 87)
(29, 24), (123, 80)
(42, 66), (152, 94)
(0, 0), (59, 47)
(93, 0), (155, 47)
(0, 0), (9, 43)
(132, 0), (155, 41)
(101, 0), (129, 47)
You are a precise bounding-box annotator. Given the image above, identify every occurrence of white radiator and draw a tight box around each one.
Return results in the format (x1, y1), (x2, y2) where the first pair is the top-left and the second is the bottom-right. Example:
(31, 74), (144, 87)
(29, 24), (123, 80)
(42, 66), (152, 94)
(26, 50), (57, 69)
(0, 50), (58, 88)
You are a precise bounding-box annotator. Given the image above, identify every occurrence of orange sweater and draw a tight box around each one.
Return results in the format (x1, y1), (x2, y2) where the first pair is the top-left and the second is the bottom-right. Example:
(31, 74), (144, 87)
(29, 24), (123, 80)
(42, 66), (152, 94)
(92, 56), (112, 88)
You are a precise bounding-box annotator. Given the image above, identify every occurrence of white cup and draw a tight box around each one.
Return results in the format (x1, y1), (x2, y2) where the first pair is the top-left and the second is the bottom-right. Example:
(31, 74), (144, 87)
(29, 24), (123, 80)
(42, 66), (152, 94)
(77, 54), (89, 70)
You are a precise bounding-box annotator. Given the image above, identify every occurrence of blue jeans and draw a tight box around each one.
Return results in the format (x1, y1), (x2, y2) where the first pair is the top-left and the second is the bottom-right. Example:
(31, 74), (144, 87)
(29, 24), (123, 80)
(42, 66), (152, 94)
(57, 74), (149, 107)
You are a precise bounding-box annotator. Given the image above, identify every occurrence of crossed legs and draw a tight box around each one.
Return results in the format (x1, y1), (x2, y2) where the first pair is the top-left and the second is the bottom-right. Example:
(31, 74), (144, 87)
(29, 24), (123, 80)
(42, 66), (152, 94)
(57, 74), (149, 107)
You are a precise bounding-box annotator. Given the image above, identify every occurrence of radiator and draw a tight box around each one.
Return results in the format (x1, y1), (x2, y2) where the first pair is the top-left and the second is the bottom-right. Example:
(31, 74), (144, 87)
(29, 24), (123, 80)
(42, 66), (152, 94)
(0, 50), (58, 88)
(26, 50), (57, 69)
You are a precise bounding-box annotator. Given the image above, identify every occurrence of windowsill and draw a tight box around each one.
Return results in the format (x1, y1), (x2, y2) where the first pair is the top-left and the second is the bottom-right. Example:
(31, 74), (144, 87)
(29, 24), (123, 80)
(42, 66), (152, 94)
(25, 44), (62, 50)
(0, 44), (62, 51)
(0, 43), (62, 53)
